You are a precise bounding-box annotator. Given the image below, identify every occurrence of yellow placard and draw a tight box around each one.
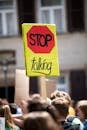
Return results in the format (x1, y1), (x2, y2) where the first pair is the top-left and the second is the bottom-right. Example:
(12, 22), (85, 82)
(22, 23), (60, 76)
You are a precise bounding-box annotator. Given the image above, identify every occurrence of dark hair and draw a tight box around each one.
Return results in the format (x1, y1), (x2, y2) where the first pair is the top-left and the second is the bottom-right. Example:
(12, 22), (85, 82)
(23, 112), (60, 130)
(46, 104), (60, 123)
(27, 94), (48, 112)
(76, 100), (87, 119)
(52, 97), (69, 117)
(27, 94), (61, 126)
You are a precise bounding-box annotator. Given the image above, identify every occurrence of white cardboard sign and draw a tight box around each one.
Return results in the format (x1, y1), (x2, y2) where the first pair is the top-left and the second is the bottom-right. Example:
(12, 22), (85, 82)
(0, 117), (5, 130)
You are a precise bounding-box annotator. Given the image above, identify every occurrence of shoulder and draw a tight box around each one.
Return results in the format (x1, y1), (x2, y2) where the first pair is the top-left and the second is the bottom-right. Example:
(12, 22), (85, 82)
(14, 125), (20, 130)
(83, 120), (87, 129)
(83, 120), (87, 124)
(5, 127), (13, 130)
(61, 121), (80, 130)
(67, 116), (84, 130)
(5, 126), (20, 130)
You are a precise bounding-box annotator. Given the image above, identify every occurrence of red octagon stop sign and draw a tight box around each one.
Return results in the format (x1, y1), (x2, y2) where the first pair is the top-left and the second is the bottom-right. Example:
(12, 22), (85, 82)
(27, 26), (55, 53)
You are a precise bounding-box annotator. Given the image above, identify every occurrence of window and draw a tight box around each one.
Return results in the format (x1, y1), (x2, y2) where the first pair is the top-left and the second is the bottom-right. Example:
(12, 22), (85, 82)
(37, 0), (85, 33)
(37, 0), (67, 33)
(0, 0), (18, 36)
(56, 73), (70, 93)
(0, 50), (16, 88)
(0, 50), (15, 60)
(58, 76), (65, 84)
(0, 50), (16, 67)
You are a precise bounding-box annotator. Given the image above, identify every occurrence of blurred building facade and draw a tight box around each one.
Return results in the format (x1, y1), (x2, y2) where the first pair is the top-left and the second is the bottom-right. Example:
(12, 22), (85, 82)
(0, 0), (87, 102)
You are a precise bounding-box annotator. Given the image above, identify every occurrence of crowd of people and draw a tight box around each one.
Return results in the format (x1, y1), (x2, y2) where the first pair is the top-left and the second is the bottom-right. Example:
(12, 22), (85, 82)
(0, 90), (87, 130)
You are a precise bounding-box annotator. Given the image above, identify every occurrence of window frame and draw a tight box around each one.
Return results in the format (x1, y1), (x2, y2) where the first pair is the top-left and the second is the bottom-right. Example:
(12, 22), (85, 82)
(56, 72), (70, 93)
(0, 0), (18, 37)
(36, 0), (67, 33)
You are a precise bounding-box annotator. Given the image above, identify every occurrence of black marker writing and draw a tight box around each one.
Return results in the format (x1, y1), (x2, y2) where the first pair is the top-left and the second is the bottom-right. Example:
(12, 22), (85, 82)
(31, 57), (52, 75)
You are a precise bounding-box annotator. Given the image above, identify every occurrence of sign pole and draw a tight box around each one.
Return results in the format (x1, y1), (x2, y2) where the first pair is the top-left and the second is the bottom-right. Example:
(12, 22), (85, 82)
(39, 77), (47, 100)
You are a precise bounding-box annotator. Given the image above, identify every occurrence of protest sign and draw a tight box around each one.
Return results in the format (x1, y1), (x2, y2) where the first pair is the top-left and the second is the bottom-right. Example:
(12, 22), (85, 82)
(0, 117), (5, 130)
(22, 23), (60, 76)
(15, 69), (29, 104)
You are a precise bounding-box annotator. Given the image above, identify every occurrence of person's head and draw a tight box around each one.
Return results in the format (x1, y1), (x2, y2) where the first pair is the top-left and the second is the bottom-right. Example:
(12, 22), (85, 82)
(23, 111), (61, 130)
(27, 94), (60, 125)
(51, 97), (69, 119)
(46, 104), (60, 124)
(0, 105), (14, 128)
(50, 90), (71, 106)
(76, 100), (87, 121)
(27, 94), (48, 112)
